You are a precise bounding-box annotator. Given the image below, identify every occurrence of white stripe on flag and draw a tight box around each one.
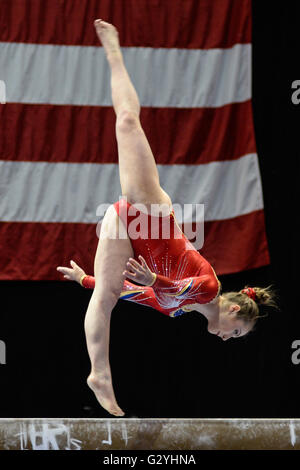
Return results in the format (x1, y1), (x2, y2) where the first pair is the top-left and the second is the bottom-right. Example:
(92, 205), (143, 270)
(0, 154), (263, 223)
(0, 42), (251, 108)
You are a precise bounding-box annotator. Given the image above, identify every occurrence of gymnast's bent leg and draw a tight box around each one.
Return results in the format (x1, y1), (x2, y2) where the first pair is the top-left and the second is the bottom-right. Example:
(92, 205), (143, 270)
(85, 205), (133, 417)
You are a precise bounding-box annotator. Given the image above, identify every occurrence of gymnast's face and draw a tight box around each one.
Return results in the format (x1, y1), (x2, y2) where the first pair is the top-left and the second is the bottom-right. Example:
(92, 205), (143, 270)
(208, 302), (253, 341)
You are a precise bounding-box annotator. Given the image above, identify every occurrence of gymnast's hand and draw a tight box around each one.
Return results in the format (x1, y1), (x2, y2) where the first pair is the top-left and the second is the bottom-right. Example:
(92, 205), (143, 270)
(56, 260), (86, 284)
(123, 256), (156, 286)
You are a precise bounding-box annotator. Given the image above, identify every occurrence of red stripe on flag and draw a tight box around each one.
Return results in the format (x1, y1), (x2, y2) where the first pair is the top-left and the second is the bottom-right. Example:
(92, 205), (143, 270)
(200, 210), (270, 275)
(0, 0), (251, 48)
(0, 211), (270, 281)
(0, 101), (256, 163)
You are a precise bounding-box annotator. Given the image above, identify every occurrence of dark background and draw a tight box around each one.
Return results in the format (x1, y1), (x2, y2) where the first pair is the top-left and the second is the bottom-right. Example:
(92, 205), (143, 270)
(0, 0), (299, 419)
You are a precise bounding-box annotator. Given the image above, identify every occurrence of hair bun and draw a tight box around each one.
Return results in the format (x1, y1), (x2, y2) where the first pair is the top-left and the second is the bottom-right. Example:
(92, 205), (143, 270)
(244, 285), (279, 308)
(241, 287), (256, 301)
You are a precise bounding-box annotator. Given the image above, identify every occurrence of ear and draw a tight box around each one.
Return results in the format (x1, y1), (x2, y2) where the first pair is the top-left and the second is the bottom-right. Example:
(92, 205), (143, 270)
(229, 304), (241, 314)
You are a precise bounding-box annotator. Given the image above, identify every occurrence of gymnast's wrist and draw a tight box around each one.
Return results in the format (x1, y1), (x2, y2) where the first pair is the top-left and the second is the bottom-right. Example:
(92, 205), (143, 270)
(79, 274), (87, 287)
(148, 273), (157, 287)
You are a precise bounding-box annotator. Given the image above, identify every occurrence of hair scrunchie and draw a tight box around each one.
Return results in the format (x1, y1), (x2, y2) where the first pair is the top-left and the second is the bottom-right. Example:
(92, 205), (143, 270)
(241, 287), (256, 301)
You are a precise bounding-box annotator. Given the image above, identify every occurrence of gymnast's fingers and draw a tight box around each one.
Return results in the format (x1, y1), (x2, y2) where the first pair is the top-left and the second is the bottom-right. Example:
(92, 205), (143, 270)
(127, 261), (142, 274)
(128, 257), (142, 269)
(138, 256), (149, 270)
(57, 266), (67, 274)
(57, 266), (72, 275)
(123, 270), (136, 280)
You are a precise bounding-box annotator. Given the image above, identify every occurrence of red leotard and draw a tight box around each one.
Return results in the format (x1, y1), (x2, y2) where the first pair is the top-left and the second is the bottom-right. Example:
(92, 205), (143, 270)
(83, 198), (221, 317)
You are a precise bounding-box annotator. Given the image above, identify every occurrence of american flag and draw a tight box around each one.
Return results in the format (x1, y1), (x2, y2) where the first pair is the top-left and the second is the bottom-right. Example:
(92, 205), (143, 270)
(0, 0), (270, 280)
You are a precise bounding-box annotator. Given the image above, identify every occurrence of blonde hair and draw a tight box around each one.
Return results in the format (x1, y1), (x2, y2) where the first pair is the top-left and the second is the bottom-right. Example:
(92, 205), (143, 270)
(222, 285), (279, 325)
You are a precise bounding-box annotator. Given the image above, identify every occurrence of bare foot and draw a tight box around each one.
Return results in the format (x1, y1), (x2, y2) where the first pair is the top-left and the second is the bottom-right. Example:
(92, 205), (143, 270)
(94, 19), (122, 62)
(87, 372), (125, 417)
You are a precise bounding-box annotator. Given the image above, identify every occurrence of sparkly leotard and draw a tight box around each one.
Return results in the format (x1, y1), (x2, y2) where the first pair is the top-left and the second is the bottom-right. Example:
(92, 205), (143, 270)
(83, 198), (221, 317)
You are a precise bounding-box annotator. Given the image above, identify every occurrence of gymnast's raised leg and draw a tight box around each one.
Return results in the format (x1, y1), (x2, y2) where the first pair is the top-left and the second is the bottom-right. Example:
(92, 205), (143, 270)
(84, 20), (172, 416)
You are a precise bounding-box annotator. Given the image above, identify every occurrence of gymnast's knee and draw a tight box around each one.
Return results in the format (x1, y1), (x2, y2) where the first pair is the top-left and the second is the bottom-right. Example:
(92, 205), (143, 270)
(93, 287), (120, 312)
(116, 110), (141, 132)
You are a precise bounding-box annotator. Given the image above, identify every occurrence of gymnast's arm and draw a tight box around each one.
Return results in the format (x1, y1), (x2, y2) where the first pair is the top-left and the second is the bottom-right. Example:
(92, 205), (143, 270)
(124, 256), (220, 302)
(151, 273), (215, 298)
(56, 259), (145, 290)
(56, 260), (170, 314)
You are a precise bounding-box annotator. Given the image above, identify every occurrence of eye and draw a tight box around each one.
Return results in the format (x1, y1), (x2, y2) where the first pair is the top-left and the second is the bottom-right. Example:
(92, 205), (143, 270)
(233, 329), (240, 337)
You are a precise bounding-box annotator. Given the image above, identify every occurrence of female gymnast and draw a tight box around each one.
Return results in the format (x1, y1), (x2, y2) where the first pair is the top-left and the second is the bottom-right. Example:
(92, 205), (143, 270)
(57, 20), (276, 417)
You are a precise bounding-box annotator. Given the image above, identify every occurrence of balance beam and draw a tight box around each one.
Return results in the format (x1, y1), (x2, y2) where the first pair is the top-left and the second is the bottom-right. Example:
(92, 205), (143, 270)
(0, 418), (299, 450)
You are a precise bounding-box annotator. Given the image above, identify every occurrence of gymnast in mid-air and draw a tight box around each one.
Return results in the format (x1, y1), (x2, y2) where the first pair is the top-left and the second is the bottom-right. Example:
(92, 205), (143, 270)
(57, 20), (276, 417)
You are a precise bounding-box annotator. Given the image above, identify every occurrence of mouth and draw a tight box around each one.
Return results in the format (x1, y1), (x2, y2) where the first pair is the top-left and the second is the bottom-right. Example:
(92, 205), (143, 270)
(216, 331), (220, 336)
